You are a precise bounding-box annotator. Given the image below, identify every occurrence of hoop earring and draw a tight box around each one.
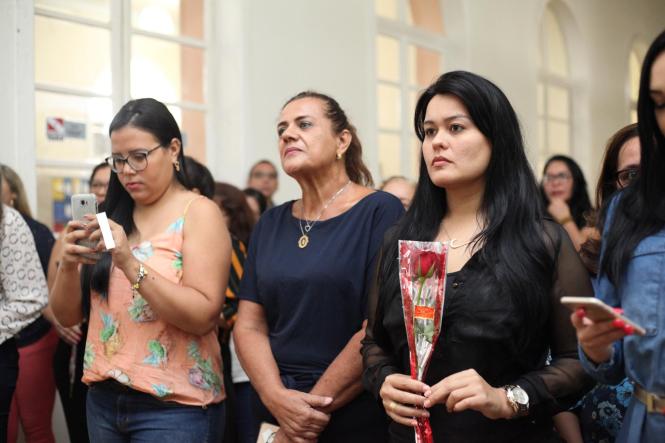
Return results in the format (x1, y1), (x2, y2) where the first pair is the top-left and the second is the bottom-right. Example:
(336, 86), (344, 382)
(174, 160), (181, 172)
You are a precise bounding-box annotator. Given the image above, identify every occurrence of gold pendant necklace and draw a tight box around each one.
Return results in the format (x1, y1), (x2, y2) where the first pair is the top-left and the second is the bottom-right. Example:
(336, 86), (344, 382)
(297, 180), (351, 248)
(442, 224), (479, 250)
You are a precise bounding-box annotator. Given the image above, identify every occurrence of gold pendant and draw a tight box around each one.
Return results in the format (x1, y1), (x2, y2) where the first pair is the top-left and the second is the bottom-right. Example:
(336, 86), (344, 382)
(298, 234), (309, 248)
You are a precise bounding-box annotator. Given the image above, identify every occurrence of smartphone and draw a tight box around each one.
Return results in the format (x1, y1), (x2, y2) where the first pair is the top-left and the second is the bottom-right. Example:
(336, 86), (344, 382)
(70, 193), (100, 258)
(560, 296), (646, 336)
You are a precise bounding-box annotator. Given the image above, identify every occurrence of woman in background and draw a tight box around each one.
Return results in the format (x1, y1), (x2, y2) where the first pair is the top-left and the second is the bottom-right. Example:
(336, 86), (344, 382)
(0, 168), (49, 443)
(541, 155), (593, 250)
(1, 164), (57, 443)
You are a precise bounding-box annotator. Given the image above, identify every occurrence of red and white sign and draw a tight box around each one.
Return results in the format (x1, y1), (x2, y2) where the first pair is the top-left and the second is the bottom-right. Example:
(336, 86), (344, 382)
(46, 117), (65, 140)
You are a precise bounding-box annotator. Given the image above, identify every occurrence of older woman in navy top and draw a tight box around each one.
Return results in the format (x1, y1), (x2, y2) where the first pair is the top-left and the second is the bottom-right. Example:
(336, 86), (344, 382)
(234, 91), (404, 443)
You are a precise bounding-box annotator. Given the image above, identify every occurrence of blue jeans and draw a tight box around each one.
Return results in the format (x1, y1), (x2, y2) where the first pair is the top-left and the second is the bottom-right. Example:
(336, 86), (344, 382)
(86, 381), (225, 443)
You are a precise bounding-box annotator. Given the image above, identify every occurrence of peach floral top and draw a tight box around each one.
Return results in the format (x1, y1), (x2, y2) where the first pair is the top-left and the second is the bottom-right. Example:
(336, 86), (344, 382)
(82, 198), (225, 406)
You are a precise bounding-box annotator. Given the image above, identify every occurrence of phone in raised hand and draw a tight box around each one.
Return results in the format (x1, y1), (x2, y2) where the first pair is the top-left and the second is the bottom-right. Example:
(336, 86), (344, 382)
(70, 193), (100, 259)
(561, 296), (646, 336)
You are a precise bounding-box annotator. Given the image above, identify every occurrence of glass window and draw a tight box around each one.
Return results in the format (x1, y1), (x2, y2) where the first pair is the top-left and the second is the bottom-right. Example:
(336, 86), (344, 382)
(378, 133), (401, 178)
(547, 85), (569, 120)
(377, 84), (402, 130)
(408, 45), (441, 87)
(543, 9), (568, 77)
(35, 0), (110, 22)
(35, 16), (111, 95)
(131, 0), (204, 40)
(407, 0), (444, 34)
(376, 35), (400, 83)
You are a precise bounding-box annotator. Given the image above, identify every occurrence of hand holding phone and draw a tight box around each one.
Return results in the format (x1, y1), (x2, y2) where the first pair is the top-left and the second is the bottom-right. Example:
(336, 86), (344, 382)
(561, 296), (646, 336)
(70, 193), (101, 259)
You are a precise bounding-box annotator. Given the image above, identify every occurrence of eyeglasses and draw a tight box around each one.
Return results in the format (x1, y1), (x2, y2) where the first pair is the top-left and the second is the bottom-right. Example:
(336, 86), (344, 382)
(251, 171), (277, 180)
(615, 167), (639, 188)
(543, 172), (572, 184)
(105, 144), (162, 173)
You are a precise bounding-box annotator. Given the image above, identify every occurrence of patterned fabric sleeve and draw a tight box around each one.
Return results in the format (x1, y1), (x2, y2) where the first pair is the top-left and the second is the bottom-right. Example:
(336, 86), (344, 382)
(222, 237), (247, 325)
(0, 206), (49, 344)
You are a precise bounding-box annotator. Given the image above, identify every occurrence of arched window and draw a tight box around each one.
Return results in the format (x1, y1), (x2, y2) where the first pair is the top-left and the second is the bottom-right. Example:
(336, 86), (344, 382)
(537, 4), (572, 164)
(375, 0), (445, 181)
(628, 45), (644, 123)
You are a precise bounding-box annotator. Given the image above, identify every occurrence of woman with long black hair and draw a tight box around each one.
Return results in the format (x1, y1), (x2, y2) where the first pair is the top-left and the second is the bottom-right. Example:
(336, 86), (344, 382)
(572, 29), (665, 442)
(50, 98), (231, 442)
(361, 71), (592, 442)
(540, 155), (593, 251)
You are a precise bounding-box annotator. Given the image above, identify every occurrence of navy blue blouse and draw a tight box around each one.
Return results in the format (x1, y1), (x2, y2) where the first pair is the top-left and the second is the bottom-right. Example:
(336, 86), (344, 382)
(239, 191), (404, 377)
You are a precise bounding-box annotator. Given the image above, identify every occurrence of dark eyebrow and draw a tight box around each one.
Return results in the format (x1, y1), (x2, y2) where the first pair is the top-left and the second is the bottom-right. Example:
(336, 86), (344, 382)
(277, 115), (314, 127)
(423, 114), (471, 125)
(650, 90), (663, 97)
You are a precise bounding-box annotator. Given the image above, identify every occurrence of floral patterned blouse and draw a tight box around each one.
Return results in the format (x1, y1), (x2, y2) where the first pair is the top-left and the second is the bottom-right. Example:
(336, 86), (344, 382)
(83, 200), (225, 406)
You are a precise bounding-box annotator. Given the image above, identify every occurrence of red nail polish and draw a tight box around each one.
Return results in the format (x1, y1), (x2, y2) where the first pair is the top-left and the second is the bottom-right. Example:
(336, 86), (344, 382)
(576, 308), (586, 318)
(612, 307), (624, 314)
(623, 325), (634, 335)
(612, 318), (625, 328)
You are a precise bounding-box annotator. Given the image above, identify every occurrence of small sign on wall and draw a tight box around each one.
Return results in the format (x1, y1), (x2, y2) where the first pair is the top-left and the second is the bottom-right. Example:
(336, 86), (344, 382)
(46, 117), (87, 140)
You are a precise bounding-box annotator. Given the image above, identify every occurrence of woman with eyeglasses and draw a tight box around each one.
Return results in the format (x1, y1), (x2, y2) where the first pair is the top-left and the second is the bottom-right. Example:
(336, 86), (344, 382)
(49, 98), (231, 442)
(540, 155), (593, 250)
(571, 29), (665, 442)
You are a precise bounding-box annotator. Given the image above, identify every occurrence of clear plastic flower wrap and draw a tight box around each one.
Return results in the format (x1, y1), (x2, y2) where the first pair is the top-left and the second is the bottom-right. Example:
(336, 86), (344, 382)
(398, 240), (448, 443)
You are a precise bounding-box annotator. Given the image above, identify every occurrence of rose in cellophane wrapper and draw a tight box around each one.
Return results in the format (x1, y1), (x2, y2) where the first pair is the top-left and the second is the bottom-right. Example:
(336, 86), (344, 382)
(398, 240), (448, 443)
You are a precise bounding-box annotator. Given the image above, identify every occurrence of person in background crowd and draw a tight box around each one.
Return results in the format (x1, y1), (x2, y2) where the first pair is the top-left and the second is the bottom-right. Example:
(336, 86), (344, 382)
(541, 155), (593, 251)
(212, 182), (255, 443)
(247, 160), (279, 208)
(1, 164), (57, 443)
(185, 155), (215, 199)
(558, 123), (640, 443)
(362, 71), (593, 443)
(49, 161), (111, 443)
(235, 91), (403, 443)
(49, 98), (231, 442)
(380, 176), (416, 210)
(0, 168), (49, 443)
(572, 28), (665, 443)
(243, 187), (268, 223)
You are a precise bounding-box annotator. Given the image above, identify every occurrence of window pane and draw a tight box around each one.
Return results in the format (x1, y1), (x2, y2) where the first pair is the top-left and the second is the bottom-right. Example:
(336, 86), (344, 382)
(36, 168), (92, 232)
(131, 0), (204, 40)
(378, 133), (401, 179)
(537, 82), (545, 116)
(629, 50), (641, 102)
(169, 106), (206, 162)
(547, 85), (569, 120)
(35, 91), (112, 161)
(544, 8), (568, 77)
(407, 0), (444, 34)
(375, 0), (398, 20)
(131, 36), (205, 104)
(408, 45), (440, 87)
(538, 117), (546, 153)
(411, 137), (421, 179)
(547, 120), (570, 154)
(630, 108), (637, 124)
(35, 0), (110, 22)
(377, 84), (401, 130)
(35, 16), (111, 95)
(376, 35), (400, 83)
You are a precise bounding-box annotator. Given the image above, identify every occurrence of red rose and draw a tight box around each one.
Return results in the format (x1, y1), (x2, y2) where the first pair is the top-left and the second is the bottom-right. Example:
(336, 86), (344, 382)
(411, 251), (439, 280)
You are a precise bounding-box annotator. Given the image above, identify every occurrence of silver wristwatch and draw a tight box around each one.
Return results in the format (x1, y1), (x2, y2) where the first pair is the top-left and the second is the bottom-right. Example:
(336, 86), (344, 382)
(503, 385), (529, 417)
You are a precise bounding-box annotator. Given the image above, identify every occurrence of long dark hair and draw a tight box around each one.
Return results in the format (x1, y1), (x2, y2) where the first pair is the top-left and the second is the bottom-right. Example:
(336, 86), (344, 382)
(600, 29), (665, 286)
(376, 71), (553, 351)
(579, 124), (639, 275)
(540, 155), (592, 228)
(87, 98), (189, 298)
(214, 182), (255, 246)
(282, 91), (374, 187)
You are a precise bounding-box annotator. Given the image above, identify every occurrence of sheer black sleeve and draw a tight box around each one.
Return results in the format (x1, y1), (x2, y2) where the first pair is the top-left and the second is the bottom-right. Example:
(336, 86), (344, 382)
(361, 238), (401, 400)
(514, 221), (595, 417)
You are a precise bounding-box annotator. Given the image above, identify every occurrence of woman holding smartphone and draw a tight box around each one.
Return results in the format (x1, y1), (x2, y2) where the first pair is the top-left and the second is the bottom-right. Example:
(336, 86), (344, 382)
(361, 71), (593, 442)
(571, 29), (665, 442)
(50, 98), (231, 442)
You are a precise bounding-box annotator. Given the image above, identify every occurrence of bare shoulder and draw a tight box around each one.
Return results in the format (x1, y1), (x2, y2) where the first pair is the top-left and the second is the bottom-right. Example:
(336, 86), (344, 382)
(184, 194), (224, 224)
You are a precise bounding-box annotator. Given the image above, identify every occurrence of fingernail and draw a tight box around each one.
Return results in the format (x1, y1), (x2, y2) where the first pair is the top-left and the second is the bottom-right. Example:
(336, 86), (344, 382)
(612, 319), (625, 328)
(623, 325), (634, 335)
(424, 390), (431, 397)
(576, 308), (586, 318)
(612, 307), (624, 314)
(423, 401), (430, 408)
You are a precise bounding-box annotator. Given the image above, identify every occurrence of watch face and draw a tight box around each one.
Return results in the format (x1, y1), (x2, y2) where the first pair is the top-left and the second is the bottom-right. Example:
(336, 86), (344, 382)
(513, 387), (529, 405)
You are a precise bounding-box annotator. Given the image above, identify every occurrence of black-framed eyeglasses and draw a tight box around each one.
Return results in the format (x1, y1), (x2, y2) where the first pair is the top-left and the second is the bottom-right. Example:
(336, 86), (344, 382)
(615, 167), (639, 189)
(543, 172), (572, 184)
(105, 144), (162, 173)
